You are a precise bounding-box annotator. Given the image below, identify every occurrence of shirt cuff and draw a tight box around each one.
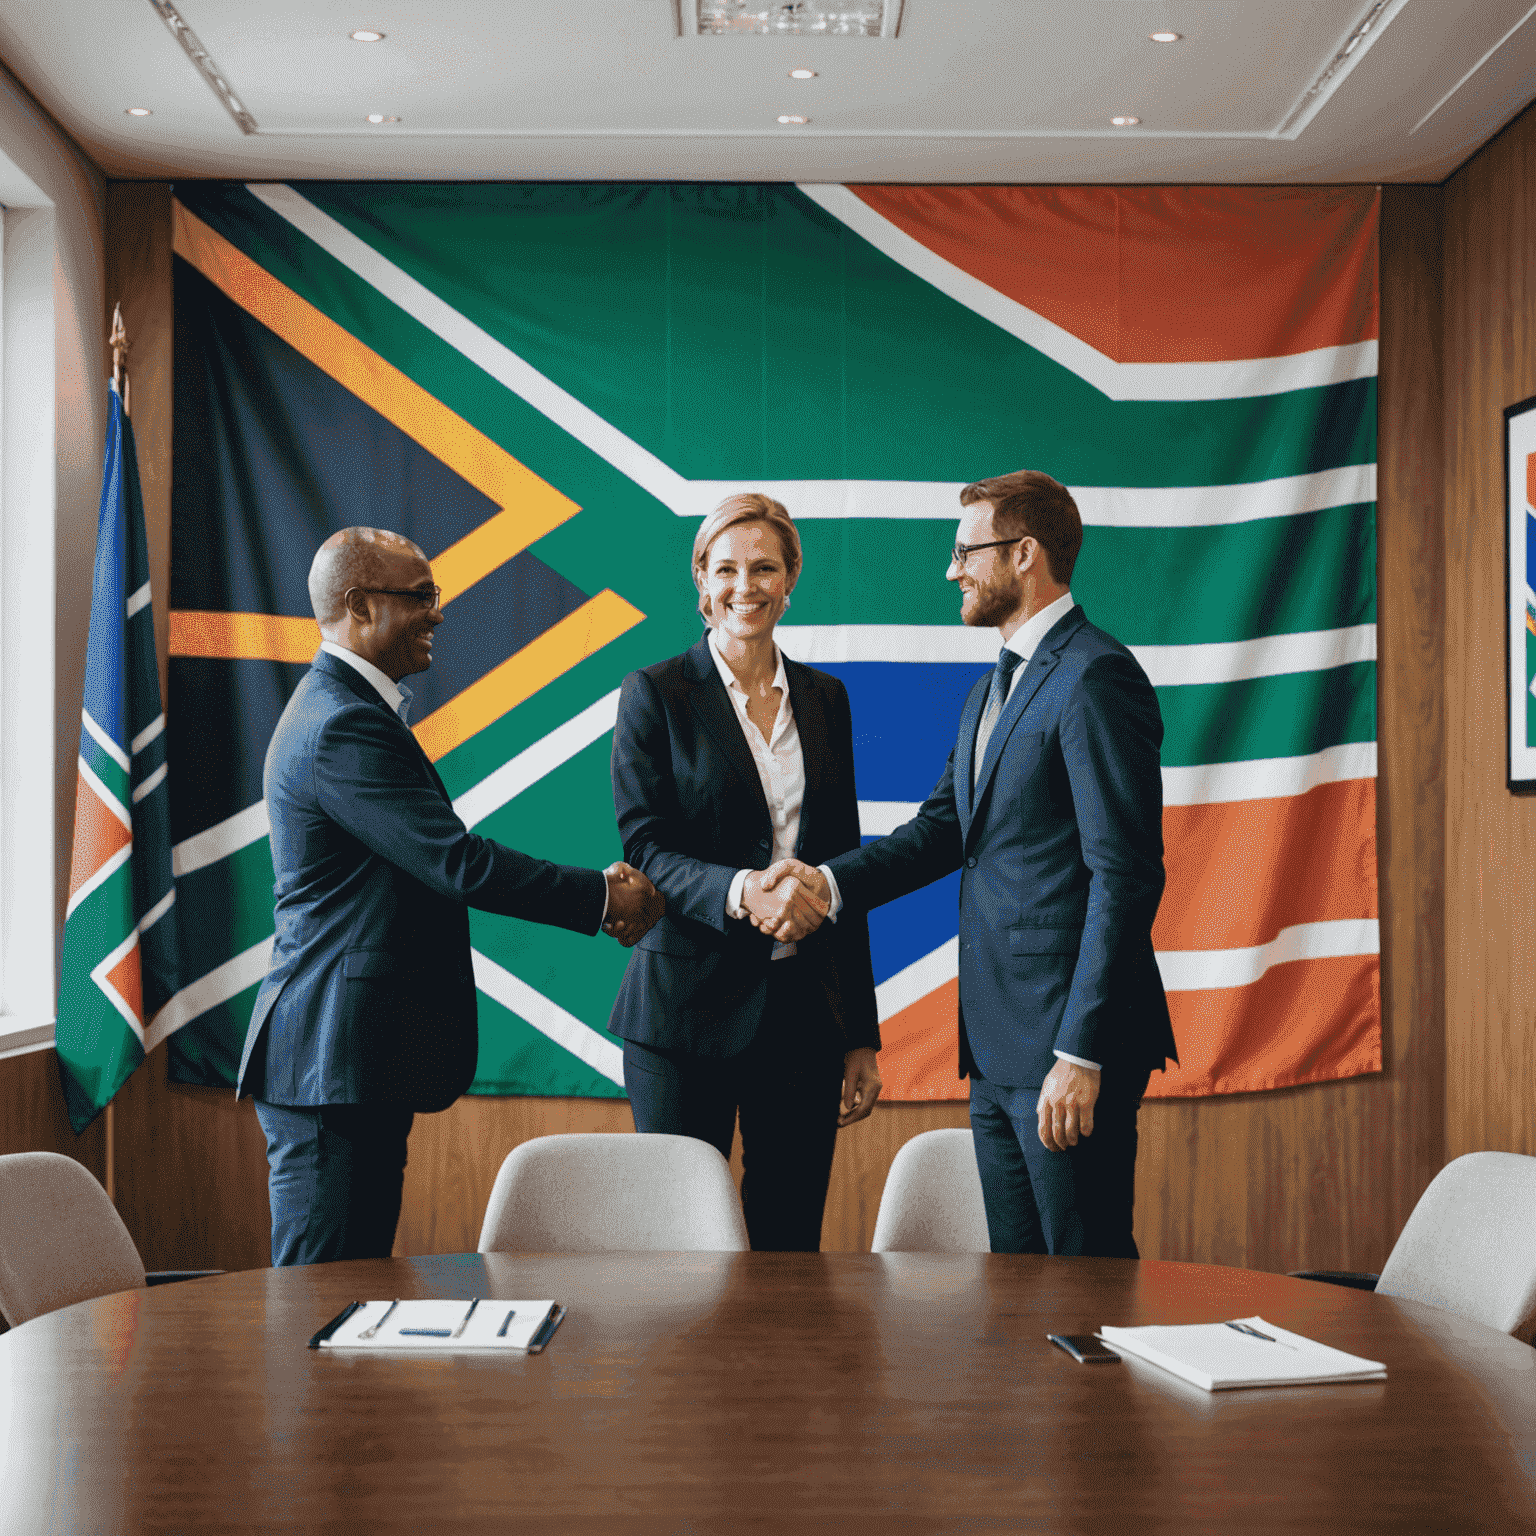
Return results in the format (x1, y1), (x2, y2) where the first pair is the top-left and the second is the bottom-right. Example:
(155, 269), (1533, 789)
(1053, 1049), (1102, 1071)
(818, 865), (843, 921)
(599, 876), (609, 927)
(727, 868), (751, 921)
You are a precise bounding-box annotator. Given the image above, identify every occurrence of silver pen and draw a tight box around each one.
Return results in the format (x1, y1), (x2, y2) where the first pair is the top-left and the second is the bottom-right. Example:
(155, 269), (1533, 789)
(357, 1298), (400, 1340)
(451, 1297), (480, 1339)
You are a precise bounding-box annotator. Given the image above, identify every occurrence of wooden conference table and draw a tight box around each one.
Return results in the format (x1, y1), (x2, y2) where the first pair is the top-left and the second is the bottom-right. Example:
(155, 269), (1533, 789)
(4, 1252), (1536, 1533)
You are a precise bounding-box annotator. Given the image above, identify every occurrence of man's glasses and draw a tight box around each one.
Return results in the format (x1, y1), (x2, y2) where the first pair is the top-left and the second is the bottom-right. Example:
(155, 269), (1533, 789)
(350, 585), (441, 609)
(950, 538), (1022, 566)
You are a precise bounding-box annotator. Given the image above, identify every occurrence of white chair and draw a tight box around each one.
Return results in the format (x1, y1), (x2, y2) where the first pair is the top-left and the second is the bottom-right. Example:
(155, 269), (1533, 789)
(0, 1151), (150, 1326)
(1294, 1151), (1536, 1341)
(0, 1152), (223, 1328)
(477, 1133), (749, 1253)
(871, 1128), (991, 1253)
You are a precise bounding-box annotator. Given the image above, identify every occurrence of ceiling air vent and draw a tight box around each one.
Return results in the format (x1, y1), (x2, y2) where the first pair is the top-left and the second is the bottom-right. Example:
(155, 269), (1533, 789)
(683, 1), (903, 37)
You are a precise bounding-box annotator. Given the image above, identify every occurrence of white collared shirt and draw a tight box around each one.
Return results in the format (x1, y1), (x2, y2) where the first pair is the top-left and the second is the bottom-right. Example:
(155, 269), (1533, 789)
(998, 589), (1076, 703)
(710, 630), (812, 960)
(320, 640), (408, 717)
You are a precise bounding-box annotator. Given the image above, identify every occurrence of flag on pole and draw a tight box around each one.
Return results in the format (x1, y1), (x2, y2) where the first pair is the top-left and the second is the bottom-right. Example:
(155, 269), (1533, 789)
(56, 368), (181, 1132)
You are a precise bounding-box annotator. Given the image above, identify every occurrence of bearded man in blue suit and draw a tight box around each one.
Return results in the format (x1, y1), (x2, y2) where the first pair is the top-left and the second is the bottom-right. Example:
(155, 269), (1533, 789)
(762, 471), (1176, 1257)
(237, 527), (662, 1267)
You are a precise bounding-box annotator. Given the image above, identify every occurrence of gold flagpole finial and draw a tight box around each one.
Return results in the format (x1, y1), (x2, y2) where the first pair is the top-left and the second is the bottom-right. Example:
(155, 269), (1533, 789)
(109, 302), (131, 416)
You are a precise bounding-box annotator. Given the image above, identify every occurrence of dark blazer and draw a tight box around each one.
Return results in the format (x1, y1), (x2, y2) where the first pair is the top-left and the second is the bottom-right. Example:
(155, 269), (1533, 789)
(607, 636), (879, 1059)
(236, 649), (607, 1111)
(825, 606), (1176, 1087)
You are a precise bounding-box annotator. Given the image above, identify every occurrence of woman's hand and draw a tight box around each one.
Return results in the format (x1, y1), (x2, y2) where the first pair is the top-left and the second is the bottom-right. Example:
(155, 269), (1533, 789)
(742, 868), (828, 942)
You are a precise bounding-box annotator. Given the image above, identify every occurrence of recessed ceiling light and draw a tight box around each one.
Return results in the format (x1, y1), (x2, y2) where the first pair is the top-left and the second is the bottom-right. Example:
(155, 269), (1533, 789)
(365, 113), (400, 124)
(778, 114), (810, 124)
(351, 29), (385, 41)
(1110, 115), (1140, 127)
(125, 107), (152, 117)
(1149, 31), (1181, 43)
(789, 68), (818, 79)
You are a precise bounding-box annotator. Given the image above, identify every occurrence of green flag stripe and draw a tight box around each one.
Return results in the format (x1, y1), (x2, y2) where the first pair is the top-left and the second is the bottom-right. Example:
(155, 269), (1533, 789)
(792, 504), (1374, 643)
(179, 184), (1373, 491)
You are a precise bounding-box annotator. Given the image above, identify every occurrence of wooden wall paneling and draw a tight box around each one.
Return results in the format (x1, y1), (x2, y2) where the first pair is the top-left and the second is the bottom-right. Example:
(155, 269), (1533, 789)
(0, 1050), (106, 1173)
(1442, 103), (1536, 1159)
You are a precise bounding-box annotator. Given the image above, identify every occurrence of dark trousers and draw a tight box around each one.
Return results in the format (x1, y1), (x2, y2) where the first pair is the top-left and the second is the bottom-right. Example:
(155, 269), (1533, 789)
(254, 1100), (415, 1267)
(969, 1068), (1151, 1257)
(622, 963), (845, 1252)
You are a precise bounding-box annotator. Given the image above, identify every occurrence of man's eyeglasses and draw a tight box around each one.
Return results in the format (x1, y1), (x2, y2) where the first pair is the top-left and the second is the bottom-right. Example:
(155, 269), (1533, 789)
(350, 585), (442, 609)
(950, 538), (1022, 566)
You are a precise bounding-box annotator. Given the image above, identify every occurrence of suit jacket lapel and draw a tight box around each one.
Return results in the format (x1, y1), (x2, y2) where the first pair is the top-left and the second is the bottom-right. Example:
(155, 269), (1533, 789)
(955, 673), (989, 839)
(968, 607), (1086, 837)
(685, 636), (772, 825)
(785, 658), (826, 855)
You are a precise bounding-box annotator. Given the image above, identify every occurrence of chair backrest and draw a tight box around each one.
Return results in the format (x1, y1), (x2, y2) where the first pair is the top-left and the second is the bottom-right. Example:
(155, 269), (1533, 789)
(0, 1152), (146, 1326)
(1377, 1151), (1536, 1340)
(477, 1133), (750, 1253)
(871, 1128), (991, 1253)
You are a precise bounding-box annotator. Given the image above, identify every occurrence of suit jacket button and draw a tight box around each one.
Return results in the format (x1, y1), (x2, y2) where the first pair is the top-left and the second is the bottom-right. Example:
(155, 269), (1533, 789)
(965, 856), (978, 869)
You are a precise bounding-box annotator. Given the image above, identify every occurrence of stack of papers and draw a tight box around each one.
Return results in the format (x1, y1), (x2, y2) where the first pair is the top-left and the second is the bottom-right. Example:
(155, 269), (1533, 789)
(315, 1298), (563, 1352)
(1097, 1316), (1386, 1391)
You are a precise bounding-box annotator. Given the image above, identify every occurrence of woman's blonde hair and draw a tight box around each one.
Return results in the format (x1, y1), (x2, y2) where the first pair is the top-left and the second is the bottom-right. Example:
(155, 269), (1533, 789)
(692, 492), (803, 627)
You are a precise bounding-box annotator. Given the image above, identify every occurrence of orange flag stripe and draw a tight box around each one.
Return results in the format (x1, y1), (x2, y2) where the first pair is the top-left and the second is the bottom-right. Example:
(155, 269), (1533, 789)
(850, 185), (1379, 363)
(876, 977), (961, 1104)
(102, 941), (145, 1030)
(1151, 951), (1380, 1098)
(413, 589), (644, 762)
(1156, 777), (1377, 953)
(169, 610), (320, 664)
(171, 201), (579, 601)
(67, 776), (133, 904)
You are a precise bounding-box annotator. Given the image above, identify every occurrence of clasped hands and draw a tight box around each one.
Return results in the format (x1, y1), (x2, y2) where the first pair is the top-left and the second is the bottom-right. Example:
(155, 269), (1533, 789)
(601, 862), (664, 947)
(742, 858), (832, 943)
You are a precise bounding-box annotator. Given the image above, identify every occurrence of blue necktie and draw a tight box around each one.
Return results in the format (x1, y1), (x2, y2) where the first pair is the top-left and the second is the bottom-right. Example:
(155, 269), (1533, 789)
(396, 685), (413, 724)
(973, 647), (1024, 785)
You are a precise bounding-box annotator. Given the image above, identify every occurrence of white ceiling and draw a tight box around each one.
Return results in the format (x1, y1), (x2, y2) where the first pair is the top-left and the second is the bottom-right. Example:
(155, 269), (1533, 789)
(1, 0), (1534, 183)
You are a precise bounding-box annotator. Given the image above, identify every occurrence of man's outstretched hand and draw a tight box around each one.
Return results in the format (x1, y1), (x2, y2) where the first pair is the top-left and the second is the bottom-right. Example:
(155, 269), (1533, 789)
(602, 862), (663, 947)
(754, 859), (832, 942)
(742, 866), (828, 943)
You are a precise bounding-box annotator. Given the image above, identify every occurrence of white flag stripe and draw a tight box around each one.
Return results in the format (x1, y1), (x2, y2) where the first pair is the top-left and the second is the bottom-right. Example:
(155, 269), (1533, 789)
(684, 464), (1377, 527)
(78, 755), (132, 830)
(1157, 918), (1379, 993)
(131, 714), (165, 755)
(876, 937), (958, 1024)
(859, 801), (923, 837)
(146, 934), (274, 1052)
(248, 187), (1378, 531)
(81, 707), (130, 772)
(126, 581), (153, 618)
(173, 800), (271, 878)
(454, 689), (622, 829)
(247, 183), (694, 516)
(796, 184), (1378, 404)
(138, 887), (176, 935)
(65, 841), (133, 921)
(874, 920), (1378, 1021)
(777, 623), (1375, 686)
(1162, 742), (1377, 806)
(131, 761), (168, 804)
(89, 930), (146, 1046)
(471, 948), (625, 1087)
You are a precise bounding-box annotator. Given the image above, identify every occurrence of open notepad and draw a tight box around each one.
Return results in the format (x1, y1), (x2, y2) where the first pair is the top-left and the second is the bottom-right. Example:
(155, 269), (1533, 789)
(310, 1299), (565, 1353)
(1096, 1316), (1387, 1391)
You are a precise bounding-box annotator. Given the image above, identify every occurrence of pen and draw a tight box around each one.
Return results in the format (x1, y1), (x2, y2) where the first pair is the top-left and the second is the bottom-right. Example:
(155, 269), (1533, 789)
(357, 1299), (400, 1340)
(452, 1297), (480, 1340)
(1226, 1320), (1298, 1350)
(497, 1308), (517, 1339)
(399, 1328), (453, 1337)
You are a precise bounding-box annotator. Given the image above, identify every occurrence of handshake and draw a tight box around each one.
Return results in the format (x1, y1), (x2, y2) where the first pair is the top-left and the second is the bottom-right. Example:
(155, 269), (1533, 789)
(741, 859), (833, 944)
(601, 862), (664, 947)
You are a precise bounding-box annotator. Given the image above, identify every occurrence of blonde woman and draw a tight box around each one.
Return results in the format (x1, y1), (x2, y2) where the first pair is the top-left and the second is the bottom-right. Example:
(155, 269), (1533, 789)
(607, 494), (881, 1250)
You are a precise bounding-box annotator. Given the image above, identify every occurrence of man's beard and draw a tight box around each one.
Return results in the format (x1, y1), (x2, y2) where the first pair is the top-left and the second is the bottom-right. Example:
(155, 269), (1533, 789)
(962, 569), (1022, 628)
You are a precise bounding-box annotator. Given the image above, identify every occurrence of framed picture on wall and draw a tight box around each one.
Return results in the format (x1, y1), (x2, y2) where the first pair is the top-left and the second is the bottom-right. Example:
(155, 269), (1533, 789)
(1506, 393), (1536, 788)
